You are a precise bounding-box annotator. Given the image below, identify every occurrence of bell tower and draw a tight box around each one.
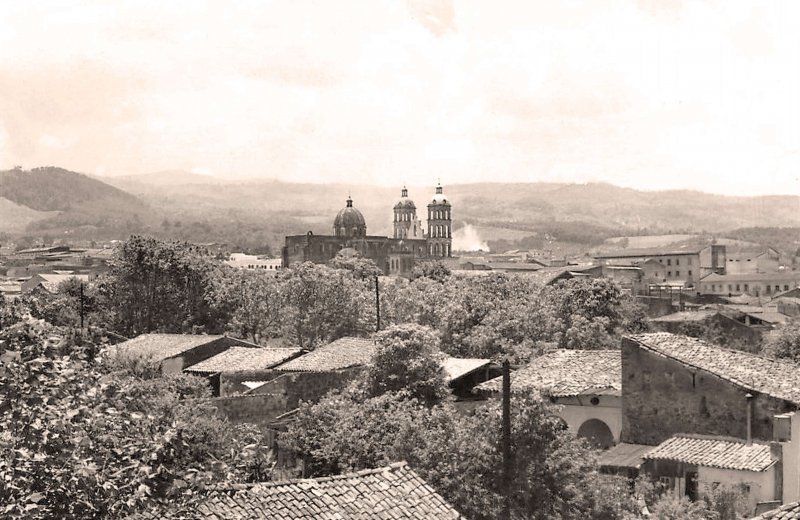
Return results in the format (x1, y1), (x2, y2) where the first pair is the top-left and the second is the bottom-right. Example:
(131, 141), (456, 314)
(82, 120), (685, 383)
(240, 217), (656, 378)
(426, 183), (452, 257)
(393, 186), (421, 239)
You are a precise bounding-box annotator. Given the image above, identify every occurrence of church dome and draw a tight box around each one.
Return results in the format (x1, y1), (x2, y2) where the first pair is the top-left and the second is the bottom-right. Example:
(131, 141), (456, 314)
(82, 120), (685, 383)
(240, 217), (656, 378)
(394, 186), (416, 210)
(333, 196), (367, 237)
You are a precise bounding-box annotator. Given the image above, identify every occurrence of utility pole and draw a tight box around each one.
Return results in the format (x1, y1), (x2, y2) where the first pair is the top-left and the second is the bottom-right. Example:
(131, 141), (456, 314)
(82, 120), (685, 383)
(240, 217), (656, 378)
(374, 275), (381, 332)
(79, 282), (85, 331)
(502, 359), (512, 518)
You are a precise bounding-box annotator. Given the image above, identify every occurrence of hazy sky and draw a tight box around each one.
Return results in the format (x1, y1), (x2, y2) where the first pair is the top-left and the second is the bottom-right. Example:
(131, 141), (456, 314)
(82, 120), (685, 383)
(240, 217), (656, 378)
(1, 1), (799, 195)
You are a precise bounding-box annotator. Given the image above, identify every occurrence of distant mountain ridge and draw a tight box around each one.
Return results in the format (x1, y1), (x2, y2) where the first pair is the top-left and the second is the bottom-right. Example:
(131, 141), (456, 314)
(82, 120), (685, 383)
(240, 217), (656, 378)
(2, 167), (798, 254)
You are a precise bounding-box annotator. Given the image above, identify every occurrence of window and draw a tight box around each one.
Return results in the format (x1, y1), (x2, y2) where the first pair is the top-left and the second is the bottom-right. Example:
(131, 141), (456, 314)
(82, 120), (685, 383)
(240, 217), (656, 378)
(667, 271), (672, 277)
(744, 284), (749, 292)
(667, 259), (672, 266)
(785, 285), (790, 291)
(776, 285), (781, 292)
(676, 271), (680, 277)
(688, 270), (693, 276)
(736, 284), (741, 292)
(676, 258), (680, 265)
(659, 476), (672, 488)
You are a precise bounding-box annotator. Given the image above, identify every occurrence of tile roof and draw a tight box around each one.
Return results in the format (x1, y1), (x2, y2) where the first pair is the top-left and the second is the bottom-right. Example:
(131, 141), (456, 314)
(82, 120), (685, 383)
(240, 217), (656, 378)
(477, 349), (620, 397)
(136, 462), (462, 519)
(643, 435), (777, 472)
(750, 502), (800, 519)
(276, 337), (376, 372)
(442, 357), (491, 383)
(185, 346), (302, 373)
(113, 333), (227, 362)
(595, 245), (706, 258)
(598, 443), (653, 470)
(651, 310), (720, 322)
(627, 333), (800, 405)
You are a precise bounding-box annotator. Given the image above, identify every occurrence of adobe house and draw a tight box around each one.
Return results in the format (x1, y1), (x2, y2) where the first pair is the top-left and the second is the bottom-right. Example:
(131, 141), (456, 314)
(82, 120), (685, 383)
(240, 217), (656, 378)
(110, 333), (259, 374)
(620, 332), (800, 511)
(476, 349), (621, 449)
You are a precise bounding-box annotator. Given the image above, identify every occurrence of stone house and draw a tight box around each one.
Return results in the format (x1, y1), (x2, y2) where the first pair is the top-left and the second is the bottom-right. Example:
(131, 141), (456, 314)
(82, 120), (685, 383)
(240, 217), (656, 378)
(477, 349), (622, 448)
(621, 332), (800, 511)
(111, 333), (258, 374)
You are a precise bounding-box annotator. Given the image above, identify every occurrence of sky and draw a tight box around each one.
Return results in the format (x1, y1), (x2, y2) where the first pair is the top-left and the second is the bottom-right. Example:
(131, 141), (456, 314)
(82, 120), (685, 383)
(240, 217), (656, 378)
(1, 0), (799, 196)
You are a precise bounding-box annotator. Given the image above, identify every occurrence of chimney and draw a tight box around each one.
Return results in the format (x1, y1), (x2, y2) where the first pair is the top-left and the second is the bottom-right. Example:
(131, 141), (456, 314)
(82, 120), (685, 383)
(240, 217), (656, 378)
(746, 393), (753, 446)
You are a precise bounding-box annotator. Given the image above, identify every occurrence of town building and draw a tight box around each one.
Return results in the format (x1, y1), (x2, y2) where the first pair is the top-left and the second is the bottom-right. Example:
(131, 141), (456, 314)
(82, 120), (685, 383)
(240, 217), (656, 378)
(225, 253), (282, 271)
(698, 272), (800, 298)
(282, 184), (453, 276)
(477, 349), (622, 449)
(20, 273), (92, 293)
(620, 333), (800, 511)
(594, 244), (726, 289)
(724, 246), (782, 275)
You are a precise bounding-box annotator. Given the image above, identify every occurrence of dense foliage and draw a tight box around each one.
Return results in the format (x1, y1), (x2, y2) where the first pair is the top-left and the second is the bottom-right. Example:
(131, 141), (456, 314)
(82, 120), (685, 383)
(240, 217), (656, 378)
(0, 319), (271, 519)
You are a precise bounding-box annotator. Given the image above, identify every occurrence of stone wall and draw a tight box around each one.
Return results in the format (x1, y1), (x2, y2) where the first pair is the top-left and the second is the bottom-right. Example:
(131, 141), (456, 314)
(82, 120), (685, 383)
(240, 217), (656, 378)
(621, 337), (795, 445)
(207, 393), (289, 429)
(250, 368), (363, 408)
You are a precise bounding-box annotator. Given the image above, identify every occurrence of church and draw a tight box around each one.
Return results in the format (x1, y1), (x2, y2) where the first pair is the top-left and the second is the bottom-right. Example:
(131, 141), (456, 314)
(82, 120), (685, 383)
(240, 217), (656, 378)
(282, 184), (453, 276)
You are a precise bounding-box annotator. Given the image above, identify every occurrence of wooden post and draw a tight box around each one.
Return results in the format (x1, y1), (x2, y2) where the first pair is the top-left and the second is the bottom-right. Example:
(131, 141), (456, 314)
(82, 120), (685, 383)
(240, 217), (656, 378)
(502, 359), (512, 518)
(375, 276), (381, 332)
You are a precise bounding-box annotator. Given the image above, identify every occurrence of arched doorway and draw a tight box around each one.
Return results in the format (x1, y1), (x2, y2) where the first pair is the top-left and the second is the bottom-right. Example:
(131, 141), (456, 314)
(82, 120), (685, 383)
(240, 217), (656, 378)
(577, 419), (614, 449)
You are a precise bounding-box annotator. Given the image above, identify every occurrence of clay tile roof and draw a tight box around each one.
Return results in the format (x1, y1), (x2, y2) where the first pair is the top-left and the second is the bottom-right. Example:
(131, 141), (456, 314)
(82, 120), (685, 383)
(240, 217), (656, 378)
(750, 502), (800, 519)
(628, 332), (800, 405)
(650, 310), (720, 323)
(135, 462), (463, 519)
(476, 349), (620, 397)
(276, 337), (376, 372)
(112, 333), (227, 362)
(185, 346), (302, 373)
(644, 435), (777, 472)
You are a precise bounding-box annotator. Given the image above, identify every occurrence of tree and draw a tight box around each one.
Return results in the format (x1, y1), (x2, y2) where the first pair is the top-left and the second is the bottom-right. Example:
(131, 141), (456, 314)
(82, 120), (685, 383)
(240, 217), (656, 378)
(366, 324), (447, 404)
(328, 255), (383, 280)
(280, 389), (616, 520)
(208, 268), (282, 343)
(411, 260), (452, 282)
(278, 262), (372, 349)
(0, 323), (272, 519)
(96, 235), (226, 336)
(762, 321), (800, 362)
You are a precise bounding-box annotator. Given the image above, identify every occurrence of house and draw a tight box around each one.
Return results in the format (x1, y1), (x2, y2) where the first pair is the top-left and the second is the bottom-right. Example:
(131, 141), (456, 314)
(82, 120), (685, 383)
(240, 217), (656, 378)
(134, 462), (463, 519)
(442, 357), (498, 399)
(110, 334), (258, 374)
(184, 346), (303, 396)
(621, 332), (800, 510)
(699, 272), (800, 298)
(594, 244), (726, 288)
(477, 349), (621, 448)
(20, 273), (91, 293)
(725, 246), (782, 275)
(649, 310), (765, 351)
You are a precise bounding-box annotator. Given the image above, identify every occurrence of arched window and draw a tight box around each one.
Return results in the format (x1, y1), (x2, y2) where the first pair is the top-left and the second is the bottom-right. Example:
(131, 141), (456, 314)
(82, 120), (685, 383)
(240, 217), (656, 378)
(577, 419), (614, 449)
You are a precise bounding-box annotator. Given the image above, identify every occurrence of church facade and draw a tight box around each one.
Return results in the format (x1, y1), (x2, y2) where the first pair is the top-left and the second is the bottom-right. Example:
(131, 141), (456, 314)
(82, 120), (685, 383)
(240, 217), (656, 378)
(282, 184), (453, 276)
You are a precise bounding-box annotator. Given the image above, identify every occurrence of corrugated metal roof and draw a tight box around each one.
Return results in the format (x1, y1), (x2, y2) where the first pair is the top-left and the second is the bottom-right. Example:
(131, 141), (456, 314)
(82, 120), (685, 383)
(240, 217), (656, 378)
(598, 443), (653, 470)
(644, 435), (776, 472)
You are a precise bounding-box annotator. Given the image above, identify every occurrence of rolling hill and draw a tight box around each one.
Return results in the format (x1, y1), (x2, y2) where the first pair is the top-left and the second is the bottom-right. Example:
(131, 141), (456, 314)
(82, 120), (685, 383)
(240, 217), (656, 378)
(2, 167), (798, 255)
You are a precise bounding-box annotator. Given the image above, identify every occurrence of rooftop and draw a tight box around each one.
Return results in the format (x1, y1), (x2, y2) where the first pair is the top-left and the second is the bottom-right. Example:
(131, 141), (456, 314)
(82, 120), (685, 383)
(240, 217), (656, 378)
(701, 272), (800, 282)
(276, 337), (376, 372)
(442, 357), (491, 383)
(627, 332), (800, 405)
(139, 462), (462, 519)
(598, 443), (653, 470)
(750, 502), (800, 519)
(477, 349), (620, 397)
(595, 245), (706, 259)
(113, 333), (228, 362)
(643, 434), (777, 472)
(185, 346), (302, 373)
(651, 310), (720, 323)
